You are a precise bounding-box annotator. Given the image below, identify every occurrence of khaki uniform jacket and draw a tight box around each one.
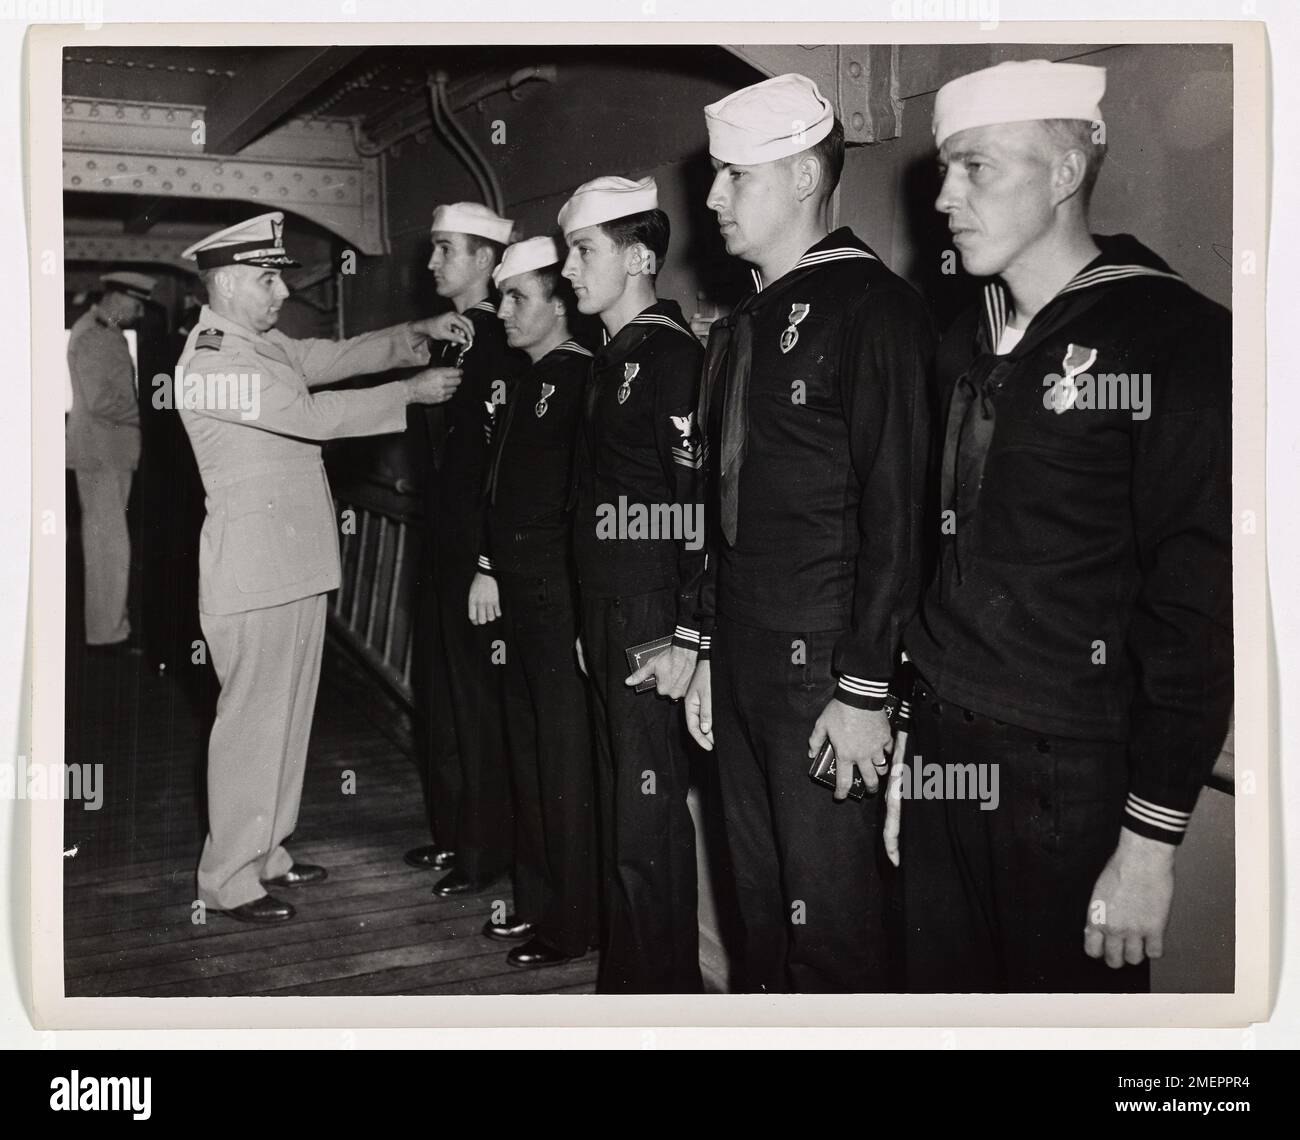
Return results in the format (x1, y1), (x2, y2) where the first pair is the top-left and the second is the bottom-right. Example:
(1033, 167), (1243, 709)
(66, 307), (141, 471)
(178, 304), (429, 615)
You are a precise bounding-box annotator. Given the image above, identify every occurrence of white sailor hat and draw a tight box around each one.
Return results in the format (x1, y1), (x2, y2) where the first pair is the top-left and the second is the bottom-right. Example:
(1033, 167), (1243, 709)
(430, 202), (515, 245)
(99, 271), (158, 303)
(181, 211), (300, 271)
(932, 59), (1106, 149)
(704, 73), (835, 166)
(491, 236), (561, 288)
(558, 175), (658, 235)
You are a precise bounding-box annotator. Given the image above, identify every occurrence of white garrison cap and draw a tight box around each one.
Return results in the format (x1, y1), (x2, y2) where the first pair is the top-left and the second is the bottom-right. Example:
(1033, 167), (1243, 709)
(933, 60), (1106, 149)
(558, 175), (658, 235)
(492, 236), (561, 287)
(181, 211), (299, 270)
(430, 202), (515, 245)
(100, 271), (157, 302)
(704, 73), (834, 166)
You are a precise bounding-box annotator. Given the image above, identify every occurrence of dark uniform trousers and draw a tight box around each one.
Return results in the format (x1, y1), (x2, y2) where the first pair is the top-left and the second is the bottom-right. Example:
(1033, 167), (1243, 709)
(497, 567), (597, 957)
(712, 617), (895, 994)
(582, 584), (701, 993)
(434, 544), (513, 885)
(411, 534), (463, 851)
(902, 677), (1149, 993)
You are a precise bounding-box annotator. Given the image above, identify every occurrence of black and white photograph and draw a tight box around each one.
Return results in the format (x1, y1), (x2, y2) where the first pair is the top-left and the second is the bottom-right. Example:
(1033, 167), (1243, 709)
(21, 18), (1270, 1028)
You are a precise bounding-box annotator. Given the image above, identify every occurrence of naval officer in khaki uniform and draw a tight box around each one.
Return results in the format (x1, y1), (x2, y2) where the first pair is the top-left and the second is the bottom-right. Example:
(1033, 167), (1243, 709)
(177, 212), (473, 923)
(66, 271), (156, 650)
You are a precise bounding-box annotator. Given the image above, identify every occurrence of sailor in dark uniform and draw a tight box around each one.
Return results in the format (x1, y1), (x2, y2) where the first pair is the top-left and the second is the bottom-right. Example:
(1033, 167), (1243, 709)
(685, 74), (936, 993)
(899, 60), (1232, 992)
(467, 237), (598, 968)
(405, 202), (530, 897)
(560, 175), (708, 993)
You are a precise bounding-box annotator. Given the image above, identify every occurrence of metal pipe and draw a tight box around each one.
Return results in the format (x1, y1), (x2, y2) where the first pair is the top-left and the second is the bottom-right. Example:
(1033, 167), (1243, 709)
(426, 72), (487, 207)
(440, 72), (505, 216)
(429, 71), (504, 216)
(354, 65), (555, 159)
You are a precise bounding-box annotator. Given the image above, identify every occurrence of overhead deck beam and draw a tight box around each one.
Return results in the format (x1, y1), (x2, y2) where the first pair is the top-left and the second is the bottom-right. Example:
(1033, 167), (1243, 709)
(63, 97), (388, 255)
(203, 46), (366, 155)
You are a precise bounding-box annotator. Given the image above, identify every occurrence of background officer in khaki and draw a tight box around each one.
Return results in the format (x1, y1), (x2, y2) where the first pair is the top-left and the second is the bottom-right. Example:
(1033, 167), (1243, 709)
(177, 211), (472, 923)
(66, 271), (155, 649)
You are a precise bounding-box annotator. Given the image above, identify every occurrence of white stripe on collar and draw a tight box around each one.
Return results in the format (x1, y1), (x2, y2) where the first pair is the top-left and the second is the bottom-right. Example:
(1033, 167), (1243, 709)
(1057, 264), (1183, 296)
(982, 262), (1183, 344)
(554, 339), (593, 358)
(982, 284), (1009, 347)
(469, 300), (497, 314)
(628, 312), (696, 340)
(751, 246), (879, 291)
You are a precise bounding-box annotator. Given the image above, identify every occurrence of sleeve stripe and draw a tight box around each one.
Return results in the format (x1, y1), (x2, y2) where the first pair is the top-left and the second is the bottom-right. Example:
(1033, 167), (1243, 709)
(1123, 795), (1190, 821)
(699, 634), (711, 652)
(1125, 797), (1189, 833)
(673, 626), (700, 644)
(477, 555), (494, 571)
(837, 676), (890, 697)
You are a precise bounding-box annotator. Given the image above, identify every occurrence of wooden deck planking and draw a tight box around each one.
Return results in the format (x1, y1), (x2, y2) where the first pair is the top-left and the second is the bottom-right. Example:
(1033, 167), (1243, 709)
(64, 634), (596, 997)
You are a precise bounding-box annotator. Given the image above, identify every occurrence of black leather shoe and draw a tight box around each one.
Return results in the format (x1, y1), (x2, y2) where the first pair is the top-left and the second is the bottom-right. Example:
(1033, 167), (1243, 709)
(261, 863), (328, 889)
(506, 936), (575, 969)
(482, 915), (536, 942)
(430, 868), (489, 898)
(404, 845), (457, 871)
(220, 894), (295, 923)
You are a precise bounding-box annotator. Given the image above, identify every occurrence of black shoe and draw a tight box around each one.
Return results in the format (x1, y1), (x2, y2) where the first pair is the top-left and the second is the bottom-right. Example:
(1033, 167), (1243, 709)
(482, 915), (536, 942)
(506, 936), (575, 969)
(261, 863), (328, 889)
(404, 845), (456, 871)
(219, 894), (295, 923)
(431, 868), (489, 898)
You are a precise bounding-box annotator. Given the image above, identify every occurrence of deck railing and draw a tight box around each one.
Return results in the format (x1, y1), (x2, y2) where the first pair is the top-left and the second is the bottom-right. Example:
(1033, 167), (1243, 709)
(330, 475), (424, 706)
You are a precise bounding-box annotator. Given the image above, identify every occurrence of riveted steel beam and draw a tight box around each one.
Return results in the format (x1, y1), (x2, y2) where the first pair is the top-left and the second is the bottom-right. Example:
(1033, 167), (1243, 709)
(63, 97), (387, 254)
(62, 228), (211, 273)
(722, 45), (901, 144)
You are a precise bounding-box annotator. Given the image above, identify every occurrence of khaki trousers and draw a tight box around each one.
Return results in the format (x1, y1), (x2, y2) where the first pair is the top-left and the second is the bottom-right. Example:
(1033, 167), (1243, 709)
(74, 467), (133, 645)
(197, 594), (327, 910)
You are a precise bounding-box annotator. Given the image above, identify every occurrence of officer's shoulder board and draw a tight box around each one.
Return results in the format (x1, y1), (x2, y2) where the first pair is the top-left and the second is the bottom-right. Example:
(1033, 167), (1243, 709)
(193, 328), (224, 352)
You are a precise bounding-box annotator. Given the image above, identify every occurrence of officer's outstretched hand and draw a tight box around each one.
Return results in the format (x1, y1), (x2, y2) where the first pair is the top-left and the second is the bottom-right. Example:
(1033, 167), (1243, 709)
(1084, 829), (1176, 968)
(626, 645), (697, 701)
(412, 312), (475, 349)
(808, 699), (892, 800)
(467, 572), (501, 625)
(684, 660), (713, 751)
(406, 367), (462, 405)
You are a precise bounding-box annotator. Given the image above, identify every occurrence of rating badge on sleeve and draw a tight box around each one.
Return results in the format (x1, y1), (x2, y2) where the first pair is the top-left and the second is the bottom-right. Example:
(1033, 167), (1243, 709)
(535, 381), (556, 418)
(780, 303), (811, 354)
(618, 362), (640, 405)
